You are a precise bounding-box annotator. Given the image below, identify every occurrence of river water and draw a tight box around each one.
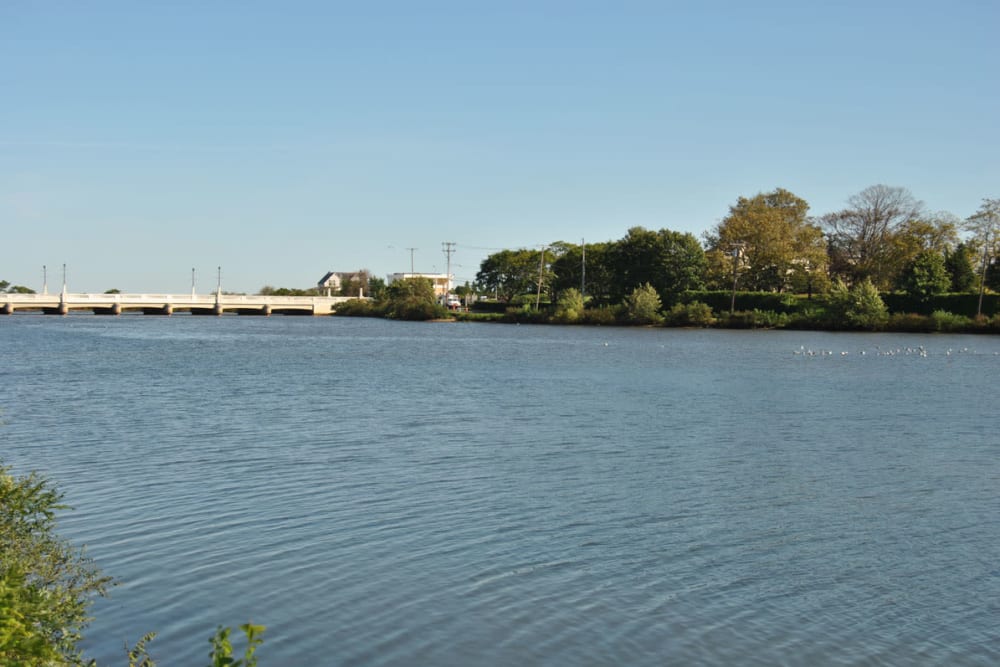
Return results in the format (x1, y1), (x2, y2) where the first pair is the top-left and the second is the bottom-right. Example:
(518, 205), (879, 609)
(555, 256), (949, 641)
(2, 315), (998, 665)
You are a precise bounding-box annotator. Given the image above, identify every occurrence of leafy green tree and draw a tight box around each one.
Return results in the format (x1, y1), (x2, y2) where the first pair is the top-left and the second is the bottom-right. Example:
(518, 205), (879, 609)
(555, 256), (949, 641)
(367, 276), (387, 301)
(385, 277), (447, 320)
(623, 283), (663, 324)
(549, 241), (615, 306)
(826, 279), (888, 330)
(898, 250), (950, 301)
(705, 188), (826, 293)
(1, 462), (113, 665)
(257, 286), (321, 296)
(945, 243), (977, 292)
(608, 227), (706, 305)
(475, 249), (548, 303)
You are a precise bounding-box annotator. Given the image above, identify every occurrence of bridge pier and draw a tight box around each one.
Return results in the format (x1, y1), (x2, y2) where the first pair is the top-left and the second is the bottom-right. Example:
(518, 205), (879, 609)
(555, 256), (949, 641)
(43, 303), (69, 315)
(95, 303), (122, 315)
(143, 305), (172, 315)
(1, 303), (11, 315)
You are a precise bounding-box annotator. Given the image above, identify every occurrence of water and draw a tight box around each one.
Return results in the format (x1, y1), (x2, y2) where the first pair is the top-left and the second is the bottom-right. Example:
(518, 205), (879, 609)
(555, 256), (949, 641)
(2, 315), (998, 665)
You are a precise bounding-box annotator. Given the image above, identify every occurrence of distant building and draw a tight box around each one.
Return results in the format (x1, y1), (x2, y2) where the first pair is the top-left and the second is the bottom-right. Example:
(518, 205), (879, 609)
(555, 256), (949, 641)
(317, 271), (368, 297)
(386, 272), (452, 297)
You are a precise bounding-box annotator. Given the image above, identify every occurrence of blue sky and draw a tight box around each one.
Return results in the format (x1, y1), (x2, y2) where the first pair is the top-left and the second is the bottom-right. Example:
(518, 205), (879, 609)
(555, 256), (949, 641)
(2, 1), (997, 293)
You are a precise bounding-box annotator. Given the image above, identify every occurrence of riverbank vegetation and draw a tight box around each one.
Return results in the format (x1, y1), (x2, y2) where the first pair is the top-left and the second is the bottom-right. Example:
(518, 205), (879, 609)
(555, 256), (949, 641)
(332, 186), (1000, 331)
(0, 461), (265, 665)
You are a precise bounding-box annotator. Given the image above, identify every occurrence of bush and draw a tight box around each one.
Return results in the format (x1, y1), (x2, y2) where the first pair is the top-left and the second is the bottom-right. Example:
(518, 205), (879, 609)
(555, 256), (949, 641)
(580, 307), (620, 326)
(887, 312), (935, 333)
(931, 310), (973, 333)
(1, 463), (112, 664)
(553, 288), (585, 323)
(664, 301), (715, 327)
(384, 278), (449, 321)
(718, 309), (788, 329)
(332, 299), (382, 317)
(624, 283), (663, 325)
(826, 280), (888, 330)
(501, 305), (549, 324)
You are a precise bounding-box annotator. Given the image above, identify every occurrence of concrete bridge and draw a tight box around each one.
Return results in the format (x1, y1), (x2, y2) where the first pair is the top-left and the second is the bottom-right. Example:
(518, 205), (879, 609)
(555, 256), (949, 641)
(0, 292), (359, 316)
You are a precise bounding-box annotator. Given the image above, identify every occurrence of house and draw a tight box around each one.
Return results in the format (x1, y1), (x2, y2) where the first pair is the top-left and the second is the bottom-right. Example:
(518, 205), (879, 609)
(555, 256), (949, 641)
(317, 271), (368, 297)
(386, 272), (452, 298)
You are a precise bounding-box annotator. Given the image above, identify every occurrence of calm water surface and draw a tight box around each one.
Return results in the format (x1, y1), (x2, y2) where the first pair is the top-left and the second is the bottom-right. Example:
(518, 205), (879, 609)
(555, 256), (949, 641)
(2, 315), (998, 665)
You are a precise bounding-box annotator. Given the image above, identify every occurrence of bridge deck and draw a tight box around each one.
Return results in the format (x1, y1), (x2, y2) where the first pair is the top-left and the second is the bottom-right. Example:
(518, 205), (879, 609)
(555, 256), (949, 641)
(0, 293), (359, 315)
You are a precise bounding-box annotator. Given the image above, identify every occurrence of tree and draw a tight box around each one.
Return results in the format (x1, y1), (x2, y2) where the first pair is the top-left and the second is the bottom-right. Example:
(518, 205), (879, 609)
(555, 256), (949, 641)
(1, 462), (113, 665)
(0, 280), (36, 294)
(366, 276), (387, 301)
(475, 249), (549, 303)
(705, 188), (826, 293)
(945, 243), (977, 292)
(623, 283), (663, 324)
(336, 270), (370, 298)
(384, 277), (447, 320)
(549, 241), (615, 306)
(898, 250), (950, 301)
(821, 185), (925, 289)
(608, 227), (706, 305)
(965, 198), (1000, 316)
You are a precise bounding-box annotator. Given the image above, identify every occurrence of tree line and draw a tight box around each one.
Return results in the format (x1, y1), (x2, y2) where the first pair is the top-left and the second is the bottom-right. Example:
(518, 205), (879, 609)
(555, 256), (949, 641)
(473, 185), (1000, 310)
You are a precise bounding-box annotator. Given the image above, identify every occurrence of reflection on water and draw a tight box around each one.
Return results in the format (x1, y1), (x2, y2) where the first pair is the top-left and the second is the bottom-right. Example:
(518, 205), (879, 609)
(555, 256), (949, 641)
(2, 316), (999, 665)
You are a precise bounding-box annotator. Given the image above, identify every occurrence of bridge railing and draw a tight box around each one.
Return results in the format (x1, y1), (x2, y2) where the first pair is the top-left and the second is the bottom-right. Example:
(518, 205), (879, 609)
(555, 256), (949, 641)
(0, 293), (364, 305)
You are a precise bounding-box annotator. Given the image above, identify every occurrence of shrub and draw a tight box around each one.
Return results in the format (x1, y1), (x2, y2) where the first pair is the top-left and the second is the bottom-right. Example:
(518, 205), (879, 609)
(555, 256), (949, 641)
(664, 301), (715, 327)
(553, 288), (585, 323)
(384, 278), (449, 321)
(332, 299), (382, 317)
(887, 312), (935, 333)
(580, 307), (620, 326)
(718, 309), (788, 329)
(1, 463), (112, 664)
(624, 283), (663, 325)
(826, 280), (888, 330)
(931, 310), (973, 333)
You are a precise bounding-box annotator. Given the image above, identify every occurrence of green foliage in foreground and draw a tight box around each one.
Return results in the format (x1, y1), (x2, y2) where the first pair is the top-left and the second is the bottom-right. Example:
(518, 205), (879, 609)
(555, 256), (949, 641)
(1, 461), (266, 666)
(0, 462), (112, 665)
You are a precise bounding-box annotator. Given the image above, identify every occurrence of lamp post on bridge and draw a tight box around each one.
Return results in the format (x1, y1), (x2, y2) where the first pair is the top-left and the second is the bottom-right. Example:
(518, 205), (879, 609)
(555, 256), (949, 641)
(191, 268), (196, 298)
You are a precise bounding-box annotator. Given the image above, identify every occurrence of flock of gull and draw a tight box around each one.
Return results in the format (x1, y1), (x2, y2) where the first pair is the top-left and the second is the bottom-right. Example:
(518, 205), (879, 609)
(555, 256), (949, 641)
(792, 345), (996, 358)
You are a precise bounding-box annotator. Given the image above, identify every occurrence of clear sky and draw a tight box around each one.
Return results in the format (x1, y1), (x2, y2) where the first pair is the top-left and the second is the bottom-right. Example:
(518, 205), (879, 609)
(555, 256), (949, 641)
(2, 1), (997, 294)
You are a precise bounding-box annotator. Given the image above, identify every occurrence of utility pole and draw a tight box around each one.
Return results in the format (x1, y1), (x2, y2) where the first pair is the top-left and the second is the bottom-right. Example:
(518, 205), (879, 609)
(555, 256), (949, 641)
(729, 242), (745, 314)
(581, 238), (586, 299)
(191, 267), (196, 298)
(42, 265), (48, 295)
(61, 264), (67, 299)
(535, 246), (546, 310)
(406, 247), (417, 276)
(442, 242), (456, 297)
